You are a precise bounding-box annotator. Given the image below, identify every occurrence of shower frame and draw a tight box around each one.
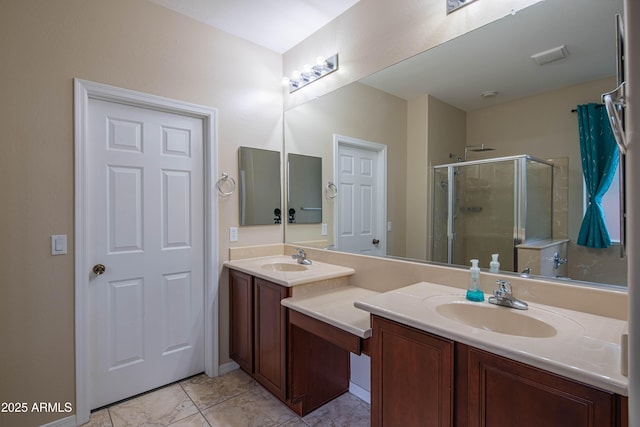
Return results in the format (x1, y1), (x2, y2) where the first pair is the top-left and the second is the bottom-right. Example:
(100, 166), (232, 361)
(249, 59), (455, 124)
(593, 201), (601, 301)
(432, 154), (554, 270)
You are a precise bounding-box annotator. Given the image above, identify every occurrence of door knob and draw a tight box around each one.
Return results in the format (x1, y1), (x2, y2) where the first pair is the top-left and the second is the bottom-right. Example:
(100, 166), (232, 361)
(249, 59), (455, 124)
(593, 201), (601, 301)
(372, 239), (380, 245)
(92, 264), (106, 275)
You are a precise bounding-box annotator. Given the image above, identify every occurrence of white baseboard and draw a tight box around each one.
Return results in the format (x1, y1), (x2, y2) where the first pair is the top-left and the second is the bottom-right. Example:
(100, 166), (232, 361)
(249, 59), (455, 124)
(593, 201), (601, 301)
(218, 361), (240, 376)
(349, 381), (371, 404)
(40, 415), (76, 427)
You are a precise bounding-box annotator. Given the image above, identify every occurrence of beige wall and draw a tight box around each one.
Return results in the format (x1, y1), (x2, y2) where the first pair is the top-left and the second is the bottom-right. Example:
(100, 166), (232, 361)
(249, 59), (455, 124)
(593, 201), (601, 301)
(284, 82), (407, 255)
(0, 1), (282, 425)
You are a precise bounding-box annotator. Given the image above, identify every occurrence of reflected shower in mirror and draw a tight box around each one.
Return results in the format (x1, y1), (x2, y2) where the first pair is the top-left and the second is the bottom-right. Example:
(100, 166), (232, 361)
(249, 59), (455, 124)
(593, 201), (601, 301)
(283, 0), (626, 287)
(238, 147), (282, 226)
(287, 153), (322, 224)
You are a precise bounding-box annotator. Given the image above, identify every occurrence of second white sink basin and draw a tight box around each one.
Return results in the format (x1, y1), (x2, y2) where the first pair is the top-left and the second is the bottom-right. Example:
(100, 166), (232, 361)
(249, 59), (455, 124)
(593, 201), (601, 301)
(435, 302), (557, 338)
(261, 262), (308, 272)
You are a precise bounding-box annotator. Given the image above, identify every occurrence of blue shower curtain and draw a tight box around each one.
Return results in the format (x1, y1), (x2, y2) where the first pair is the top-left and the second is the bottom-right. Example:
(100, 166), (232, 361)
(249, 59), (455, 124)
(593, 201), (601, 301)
(577, 103), (619, 248)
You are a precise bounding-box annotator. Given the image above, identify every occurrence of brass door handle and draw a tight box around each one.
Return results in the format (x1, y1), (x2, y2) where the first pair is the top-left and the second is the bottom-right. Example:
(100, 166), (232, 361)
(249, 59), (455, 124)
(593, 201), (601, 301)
(93, 264), (106, 275)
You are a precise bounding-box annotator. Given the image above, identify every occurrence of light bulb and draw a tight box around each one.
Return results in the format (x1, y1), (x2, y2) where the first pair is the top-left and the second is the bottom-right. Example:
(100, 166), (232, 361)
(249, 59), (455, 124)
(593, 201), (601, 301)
(292, 70), (301, 79)
(316, 56), (326, 66)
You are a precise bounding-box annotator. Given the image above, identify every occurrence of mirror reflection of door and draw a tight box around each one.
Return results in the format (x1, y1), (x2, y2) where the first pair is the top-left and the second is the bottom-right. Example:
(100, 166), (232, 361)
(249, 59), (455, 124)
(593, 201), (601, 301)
(335, 135), (387, 256)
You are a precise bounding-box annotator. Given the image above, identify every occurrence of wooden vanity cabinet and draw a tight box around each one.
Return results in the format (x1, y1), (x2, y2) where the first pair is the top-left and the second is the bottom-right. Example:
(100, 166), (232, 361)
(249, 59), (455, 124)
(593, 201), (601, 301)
(371, 316), (454, 427)
(229, 271), (290, 401)
(371, 315), (627, 427)
(253, 277), (289, 401)
(229, 270), (253, 373)
(460, 344), (620, 427)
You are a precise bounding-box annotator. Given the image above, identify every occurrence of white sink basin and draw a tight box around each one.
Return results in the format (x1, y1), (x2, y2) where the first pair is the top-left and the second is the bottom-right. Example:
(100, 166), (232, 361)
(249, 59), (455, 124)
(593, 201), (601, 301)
(261, 262), (308, 272)
(435, 302), (557, 338)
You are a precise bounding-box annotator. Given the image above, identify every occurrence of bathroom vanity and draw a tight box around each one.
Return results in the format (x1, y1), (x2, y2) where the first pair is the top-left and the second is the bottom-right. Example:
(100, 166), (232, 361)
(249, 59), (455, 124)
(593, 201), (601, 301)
(226, 255), (370, 416)
(357, 282), (629, 427)
(226, 248), (628, 426)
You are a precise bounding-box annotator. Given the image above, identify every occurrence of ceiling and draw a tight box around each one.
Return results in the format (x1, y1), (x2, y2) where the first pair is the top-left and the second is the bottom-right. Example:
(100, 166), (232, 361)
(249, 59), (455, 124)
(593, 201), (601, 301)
(147, 0), (622, 111)
(147, 0), (359, 53)
(361, 0), (623, 111)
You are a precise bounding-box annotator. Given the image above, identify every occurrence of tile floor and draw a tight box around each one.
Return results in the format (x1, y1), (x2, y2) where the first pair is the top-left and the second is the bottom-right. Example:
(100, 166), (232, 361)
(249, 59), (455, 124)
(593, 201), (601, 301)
(82, 369), (370, 427)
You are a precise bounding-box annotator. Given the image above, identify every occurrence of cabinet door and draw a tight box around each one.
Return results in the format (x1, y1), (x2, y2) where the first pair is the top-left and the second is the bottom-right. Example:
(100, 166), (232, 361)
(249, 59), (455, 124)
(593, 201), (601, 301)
(254, 278), (289, 401)
(464, 346), (616, 427)
(229, 270), (253, 373)
(371, 316), (454, 427)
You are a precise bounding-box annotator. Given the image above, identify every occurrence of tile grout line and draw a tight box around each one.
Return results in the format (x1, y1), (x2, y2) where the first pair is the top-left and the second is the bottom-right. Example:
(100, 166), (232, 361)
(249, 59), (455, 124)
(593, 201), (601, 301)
(178, 380), (212, 427)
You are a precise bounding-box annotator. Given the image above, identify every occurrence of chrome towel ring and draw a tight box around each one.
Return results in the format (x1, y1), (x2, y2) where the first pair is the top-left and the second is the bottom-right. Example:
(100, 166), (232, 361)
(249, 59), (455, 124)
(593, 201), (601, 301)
(325, 181), (338, 199)
(217, 173), (236, 196)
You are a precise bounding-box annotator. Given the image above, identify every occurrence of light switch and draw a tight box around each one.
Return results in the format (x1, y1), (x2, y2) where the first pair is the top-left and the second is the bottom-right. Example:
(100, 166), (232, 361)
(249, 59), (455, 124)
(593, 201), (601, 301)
(321, 223), (328, 236)
(51, 235), (67, 255)
(229, 227), (239, 242)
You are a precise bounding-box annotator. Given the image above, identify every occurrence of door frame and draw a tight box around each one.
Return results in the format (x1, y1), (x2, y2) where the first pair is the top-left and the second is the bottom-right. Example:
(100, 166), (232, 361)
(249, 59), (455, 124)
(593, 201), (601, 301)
(73, 79), (219, 424)
(333, 134), (387, 255)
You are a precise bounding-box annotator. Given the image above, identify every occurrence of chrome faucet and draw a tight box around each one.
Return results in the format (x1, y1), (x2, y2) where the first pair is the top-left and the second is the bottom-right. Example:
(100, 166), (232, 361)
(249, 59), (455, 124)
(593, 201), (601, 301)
(291, 248), (312, 265)
(488, 280), (528, 310)
(552, 252), (568, 270)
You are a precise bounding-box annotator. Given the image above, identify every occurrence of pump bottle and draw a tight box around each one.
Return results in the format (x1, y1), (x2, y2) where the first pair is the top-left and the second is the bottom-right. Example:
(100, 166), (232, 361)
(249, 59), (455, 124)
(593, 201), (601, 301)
(466, 259), (484, 302)
(490, 254), (500, 273)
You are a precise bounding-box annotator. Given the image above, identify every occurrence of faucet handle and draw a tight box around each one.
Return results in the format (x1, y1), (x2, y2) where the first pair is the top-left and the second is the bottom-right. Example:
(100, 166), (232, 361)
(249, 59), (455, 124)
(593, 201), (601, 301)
(496, 279), (512, 294)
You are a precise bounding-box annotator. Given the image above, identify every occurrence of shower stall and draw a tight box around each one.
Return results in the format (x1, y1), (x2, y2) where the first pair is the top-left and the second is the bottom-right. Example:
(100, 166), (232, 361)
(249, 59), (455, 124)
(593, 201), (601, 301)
(432, 155), (554, 271)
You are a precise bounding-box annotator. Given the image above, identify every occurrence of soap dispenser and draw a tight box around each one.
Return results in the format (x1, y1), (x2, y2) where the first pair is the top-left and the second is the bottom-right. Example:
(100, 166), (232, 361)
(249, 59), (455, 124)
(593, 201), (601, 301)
(490, 253), (500, 273)
(466, 259), (484, 302)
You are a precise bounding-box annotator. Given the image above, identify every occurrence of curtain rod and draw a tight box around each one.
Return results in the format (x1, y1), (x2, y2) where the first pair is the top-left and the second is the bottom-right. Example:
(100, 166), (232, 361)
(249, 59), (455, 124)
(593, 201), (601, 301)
(571, 104), (604, 113)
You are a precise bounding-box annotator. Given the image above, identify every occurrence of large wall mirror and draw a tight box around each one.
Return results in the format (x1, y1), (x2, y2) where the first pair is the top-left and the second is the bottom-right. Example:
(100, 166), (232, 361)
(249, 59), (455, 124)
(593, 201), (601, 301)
(284, 0), (627, 288)
(239, 146), (282, 225)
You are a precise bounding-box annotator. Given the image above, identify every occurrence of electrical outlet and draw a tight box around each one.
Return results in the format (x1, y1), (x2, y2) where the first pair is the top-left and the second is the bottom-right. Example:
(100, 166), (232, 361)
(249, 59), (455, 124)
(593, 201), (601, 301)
(321, 223), (327, 236)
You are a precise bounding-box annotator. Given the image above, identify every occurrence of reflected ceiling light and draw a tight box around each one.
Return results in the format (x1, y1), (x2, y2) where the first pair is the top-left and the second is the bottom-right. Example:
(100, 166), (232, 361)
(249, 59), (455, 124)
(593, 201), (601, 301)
(480, 90), (498, 98)
(531, 45), (568, 66)
(283, 54), (339, 93)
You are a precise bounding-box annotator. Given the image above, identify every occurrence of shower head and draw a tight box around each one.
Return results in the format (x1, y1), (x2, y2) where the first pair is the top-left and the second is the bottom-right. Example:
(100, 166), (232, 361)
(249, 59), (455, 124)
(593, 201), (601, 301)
(466, 144), (495, 152)
(464, 144), (495, 160)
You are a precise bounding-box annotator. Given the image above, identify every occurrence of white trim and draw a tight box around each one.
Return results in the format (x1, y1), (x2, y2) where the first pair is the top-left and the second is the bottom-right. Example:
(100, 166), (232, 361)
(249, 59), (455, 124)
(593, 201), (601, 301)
(218, 361), (240, 376)
(73, 79), (219, 425)
(348, 381), (371, 404)
(333, 134), (388, 255)
(39, 415), (76, 427)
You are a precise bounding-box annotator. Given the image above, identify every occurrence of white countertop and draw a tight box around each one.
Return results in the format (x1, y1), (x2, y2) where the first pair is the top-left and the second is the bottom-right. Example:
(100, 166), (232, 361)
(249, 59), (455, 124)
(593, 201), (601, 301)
(282, 286), (379, 338)
(224, 255), (355, 287)
(354, 282), (628, 395)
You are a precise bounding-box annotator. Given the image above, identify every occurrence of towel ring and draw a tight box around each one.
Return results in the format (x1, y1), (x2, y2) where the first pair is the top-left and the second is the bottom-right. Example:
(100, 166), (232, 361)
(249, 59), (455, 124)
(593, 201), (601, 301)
(217, 173), (236, 196)
(325, 181), (338, 199)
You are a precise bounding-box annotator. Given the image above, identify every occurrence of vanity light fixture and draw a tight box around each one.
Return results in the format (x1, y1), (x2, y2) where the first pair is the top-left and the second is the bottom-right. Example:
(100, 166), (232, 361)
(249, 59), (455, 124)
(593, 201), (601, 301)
(283, 54), (339, 93)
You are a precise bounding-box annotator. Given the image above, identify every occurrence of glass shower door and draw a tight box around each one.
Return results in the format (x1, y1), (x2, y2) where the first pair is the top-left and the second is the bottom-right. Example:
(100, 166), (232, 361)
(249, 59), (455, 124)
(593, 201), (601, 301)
(451, 160), (516, 271)
(432, 167), (449, 263)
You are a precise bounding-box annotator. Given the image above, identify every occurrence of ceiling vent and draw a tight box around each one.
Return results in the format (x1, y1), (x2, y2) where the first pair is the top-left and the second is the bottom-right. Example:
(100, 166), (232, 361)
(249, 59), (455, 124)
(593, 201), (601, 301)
(531, 45), (569, 66)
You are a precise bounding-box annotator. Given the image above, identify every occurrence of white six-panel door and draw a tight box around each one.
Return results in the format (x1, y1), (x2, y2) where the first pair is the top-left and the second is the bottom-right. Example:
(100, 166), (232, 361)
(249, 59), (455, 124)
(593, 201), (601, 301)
(88, 98), (205, 409)
(336, 139), (386, 256)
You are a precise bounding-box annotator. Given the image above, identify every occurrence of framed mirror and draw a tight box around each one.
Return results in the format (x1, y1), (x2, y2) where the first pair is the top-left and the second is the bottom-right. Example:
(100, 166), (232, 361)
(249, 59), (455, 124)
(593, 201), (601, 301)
(238, 147), (282, 225)
(284, 0), (626, 288)
(287, 153), (322, 224)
